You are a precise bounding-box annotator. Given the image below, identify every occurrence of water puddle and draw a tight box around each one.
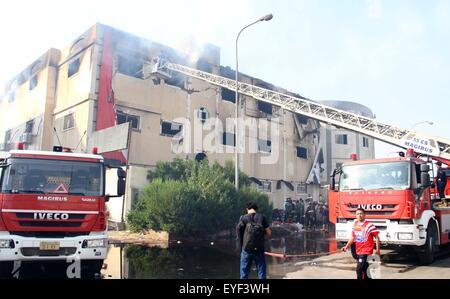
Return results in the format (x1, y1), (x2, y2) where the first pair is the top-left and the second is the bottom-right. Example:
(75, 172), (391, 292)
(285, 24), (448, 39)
(102, 230), (337, 279)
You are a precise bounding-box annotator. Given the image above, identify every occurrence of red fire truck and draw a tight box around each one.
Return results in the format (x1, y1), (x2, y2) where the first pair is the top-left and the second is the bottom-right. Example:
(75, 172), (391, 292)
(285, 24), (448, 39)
(0, 145), (125, 277)
(329, 150), (450, 264)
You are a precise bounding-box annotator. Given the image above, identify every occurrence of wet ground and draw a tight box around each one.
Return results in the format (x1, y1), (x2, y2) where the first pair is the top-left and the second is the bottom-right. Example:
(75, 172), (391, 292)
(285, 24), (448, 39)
(103, 230), (335, 279)
(9, 230), (336, 279)
(7, 230), (450, 279)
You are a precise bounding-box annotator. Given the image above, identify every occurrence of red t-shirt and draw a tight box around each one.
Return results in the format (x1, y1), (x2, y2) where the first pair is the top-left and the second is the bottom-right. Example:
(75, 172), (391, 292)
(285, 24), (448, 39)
(352, 220), (380, 255)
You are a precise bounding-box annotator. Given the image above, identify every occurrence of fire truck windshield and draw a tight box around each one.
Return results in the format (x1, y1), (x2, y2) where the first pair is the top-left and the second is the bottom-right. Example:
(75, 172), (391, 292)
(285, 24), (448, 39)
(0, 158), (103, 196)
(339, 161), (410, 191)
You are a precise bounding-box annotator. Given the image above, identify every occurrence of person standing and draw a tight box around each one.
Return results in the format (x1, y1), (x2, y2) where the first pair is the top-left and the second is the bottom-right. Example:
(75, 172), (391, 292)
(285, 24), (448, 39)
(236, 202), (271, 279)
(436, 162), (448, 204)
(341, 208), (380, 279)
(322, 205), (329, 231)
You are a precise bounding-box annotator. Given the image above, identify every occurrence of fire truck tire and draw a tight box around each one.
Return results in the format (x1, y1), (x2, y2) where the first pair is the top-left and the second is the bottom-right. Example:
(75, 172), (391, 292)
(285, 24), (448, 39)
(0, 261), (14, 278)
(418, 221), (438, 265)
(81, 260), (104, 279)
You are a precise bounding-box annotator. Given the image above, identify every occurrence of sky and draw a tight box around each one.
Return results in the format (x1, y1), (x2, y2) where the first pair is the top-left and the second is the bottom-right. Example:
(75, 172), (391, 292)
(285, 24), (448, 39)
(0, 0), (449, 158)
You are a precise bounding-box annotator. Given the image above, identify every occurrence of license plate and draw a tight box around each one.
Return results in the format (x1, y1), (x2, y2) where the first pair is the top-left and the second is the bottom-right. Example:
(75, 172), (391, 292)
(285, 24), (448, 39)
(40, 242), (60, 251)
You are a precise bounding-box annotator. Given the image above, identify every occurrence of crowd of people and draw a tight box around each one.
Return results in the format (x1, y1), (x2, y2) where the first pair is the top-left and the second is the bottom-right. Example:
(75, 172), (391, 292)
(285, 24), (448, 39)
(272, 198), (330, 231)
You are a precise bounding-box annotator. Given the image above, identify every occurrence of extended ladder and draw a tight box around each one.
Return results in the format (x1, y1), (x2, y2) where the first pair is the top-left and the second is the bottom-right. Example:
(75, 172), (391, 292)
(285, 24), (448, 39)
(148, 58), (450, 162)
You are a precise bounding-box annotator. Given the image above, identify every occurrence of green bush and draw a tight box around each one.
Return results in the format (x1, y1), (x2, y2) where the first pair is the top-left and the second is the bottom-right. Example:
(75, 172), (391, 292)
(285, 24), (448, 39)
(126, 159), (273, 237)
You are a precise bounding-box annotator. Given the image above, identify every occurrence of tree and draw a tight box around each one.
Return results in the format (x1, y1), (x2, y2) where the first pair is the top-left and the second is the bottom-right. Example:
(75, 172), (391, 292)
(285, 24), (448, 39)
(127, 159), (273, 237)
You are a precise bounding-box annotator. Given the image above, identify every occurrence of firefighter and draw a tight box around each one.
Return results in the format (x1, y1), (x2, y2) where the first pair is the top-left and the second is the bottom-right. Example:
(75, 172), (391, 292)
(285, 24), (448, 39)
(436, 162), (448, 204)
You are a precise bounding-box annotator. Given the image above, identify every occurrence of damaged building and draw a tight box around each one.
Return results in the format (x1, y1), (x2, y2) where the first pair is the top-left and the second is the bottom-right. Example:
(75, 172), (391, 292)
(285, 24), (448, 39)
(0, 23), (374, 224)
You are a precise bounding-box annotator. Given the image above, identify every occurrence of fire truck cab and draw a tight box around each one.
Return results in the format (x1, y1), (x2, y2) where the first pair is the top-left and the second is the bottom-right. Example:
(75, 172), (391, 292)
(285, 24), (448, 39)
(329, 150), (450, 264)
(0, 147), (125, 277)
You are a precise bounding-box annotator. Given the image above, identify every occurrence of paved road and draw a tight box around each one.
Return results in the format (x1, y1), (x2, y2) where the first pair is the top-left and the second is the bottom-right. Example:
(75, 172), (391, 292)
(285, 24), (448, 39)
(285, 249), (450, 279)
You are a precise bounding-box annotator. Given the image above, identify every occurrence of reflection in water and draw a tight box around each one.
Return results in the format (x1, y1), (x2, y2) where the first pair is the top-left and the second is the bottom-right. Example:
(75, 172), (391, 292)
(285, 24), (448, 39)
(103, 231), (336, 279)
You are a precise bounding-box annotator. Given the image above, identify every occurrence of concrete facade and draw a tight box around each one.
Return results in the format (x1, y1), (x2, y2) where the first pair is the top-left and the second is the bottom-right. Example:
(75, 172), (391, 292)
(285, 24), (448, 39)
(0, 24), (374, 223)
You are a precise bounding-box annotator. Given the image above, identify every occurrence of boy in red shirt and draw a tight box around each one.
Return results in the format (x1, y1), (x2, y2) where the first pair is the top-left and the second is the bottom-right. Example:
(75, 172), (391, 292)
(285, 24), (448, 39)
(342, 208), (380, 279)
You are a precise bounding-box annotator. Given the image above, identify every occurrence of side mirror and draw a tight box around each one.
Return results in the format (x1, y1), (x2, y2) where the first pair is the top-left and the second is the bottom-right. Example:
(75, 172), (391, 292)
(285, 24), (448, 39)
(420, 164), (430, 172)
(117, 168), (126, 179)
(117, 179), (126, 196)
(421, 173), (430, 188)
(330, 170), (336, 191)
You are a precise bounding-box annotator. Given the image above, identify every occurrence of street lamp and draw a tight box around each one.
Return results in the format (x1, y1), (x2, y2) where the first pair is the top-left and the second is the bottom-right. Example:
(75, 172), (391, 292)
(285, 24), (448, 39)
(411, 121), (434, 130)
(235, 13), (273, 191)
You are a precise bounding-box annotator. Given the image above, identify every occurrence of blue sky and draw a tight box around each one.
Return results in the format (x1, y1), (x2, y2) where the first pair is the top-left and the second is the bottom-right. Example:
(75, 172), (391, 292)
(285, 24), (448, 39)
(1, 0), (449, 157)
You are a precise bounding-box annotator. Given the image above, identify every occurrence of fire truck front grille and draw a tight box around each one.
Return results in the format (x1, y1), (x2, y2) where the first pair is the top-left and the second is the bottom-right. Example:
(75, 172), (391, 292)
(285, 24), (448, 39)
(18, 221), (82, 227)
(349, 211), (394, 216)
(11, 232), (89, 238)
(21, 247), (77, 257)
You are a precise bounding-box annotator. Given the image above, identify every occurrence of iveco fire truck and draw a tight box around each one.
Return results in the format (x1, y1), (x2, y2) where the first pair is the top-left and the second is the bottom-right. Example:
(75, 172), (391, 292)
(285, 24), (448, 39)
(145, 55), (450, 264)
(0, 145), (125, 277)
(329, 150), (449, 264)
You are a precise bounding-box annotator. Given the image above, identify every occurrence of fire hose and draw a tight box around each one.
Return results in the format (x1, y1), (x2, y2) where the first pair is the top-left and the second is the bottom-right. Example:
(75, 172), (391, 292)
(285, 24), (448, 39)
(265, 249), (342, 259)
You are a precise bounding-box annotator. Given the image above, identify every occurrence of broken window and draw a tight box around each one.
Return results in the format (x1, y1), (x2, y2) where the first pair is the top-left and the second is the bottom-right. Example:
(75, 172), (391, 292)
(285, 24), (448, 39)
(221, 88), (236, 103)
(258, 101), (272, 115)
(161, 121), (182, 137)
(296, 146), (308, 159)
(258, 139), (272, 153)
(335, 134), (348, 145)
(297, 115), (309, 125)
(25, 120), (34, 133)
(117, 55), (143, 79)
(63, 113), (74, 130)
(222, 132), (236, 147)
(117, 111), (140, 130)
(68, 58), (80, 78)
(164, 72), (185, 89)
(29, 75), (38, 91)
(220, 66), (236, 80)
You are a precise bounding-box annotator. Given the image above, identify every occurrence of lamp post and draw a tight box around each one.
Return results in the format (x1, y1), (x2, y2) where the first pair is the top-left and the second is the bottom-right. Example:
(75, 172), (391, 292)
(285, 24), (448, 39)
(411, 121), (433, 130)
(235, 13), (273, 191)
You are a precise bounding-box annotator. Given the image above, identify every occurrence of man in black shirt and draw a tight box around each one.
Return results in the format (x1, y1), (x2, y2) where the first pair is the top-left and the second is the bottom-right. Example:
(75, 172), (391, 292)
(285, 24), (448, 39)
(236, 202), (271, 279)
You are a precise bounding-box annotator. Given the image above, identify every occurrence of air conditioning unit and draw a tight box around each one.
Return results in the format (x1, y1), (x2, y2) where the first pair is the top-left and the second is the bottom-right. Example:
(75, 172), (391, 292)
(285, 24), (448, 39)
(19, 133), (33, 144)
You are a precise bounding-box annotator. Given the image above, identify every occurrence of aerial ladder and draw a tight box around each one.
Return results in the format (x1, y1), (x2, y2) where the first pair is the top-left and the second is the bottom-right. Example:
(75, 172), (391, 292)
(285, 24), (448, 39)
(147, 57), (450, 165)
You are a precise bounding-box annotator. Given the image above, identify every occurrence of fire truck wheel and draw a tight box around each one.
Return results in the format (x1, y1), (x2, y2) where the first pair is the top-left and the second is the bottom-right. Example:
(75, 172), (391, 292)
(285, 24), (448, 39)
(0, 261), (14, 278)
(418, 221), (438, 265)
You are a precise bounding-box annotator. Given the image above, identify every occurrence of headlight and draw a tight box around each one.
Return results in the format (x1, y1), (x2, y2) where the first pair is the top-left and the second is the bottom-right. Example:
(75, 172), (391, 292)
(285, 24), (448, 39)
(83, 238), (108, 248)
(0, 239), (14, 248)
(336, 231), (347, 238)
(398, 233), (413, 240)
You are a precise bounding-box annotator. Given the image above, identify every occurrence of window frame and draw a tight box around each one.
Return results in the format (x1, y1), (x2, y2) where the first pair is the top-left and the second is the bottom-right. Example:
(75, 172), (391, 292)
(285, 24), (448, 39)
(297, 183), (307, 194)
(63, 113), (75, 131)
(116, 110), (141, 131)
(160, 120), (183, 137)
(335, 134), (348, 145)
(362, 136), (369, 148)
(296, 146), (308, 159)
(68, 58), (81, 78)
(222, 132), (236, 147)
